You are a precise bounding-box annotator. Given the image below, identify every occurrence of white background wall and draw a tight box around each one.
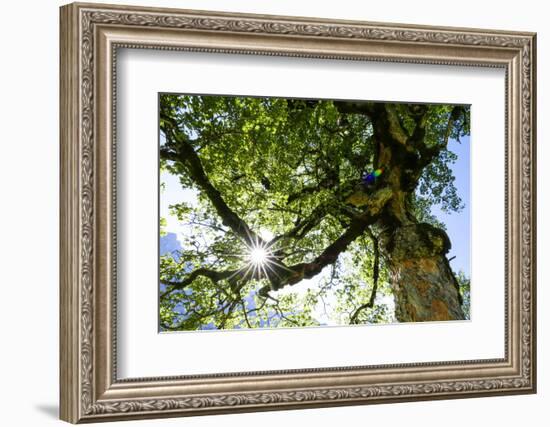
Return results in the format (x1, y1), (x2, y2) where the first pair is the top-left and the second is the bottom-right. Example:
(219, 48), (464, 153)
(0, 0), (546, 425)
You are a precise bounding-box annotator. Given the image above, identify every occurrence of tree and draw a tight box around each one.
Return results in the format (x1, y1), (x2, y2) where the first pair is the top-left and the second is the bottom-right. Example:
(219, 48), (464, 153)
(159, 94), (470, 330)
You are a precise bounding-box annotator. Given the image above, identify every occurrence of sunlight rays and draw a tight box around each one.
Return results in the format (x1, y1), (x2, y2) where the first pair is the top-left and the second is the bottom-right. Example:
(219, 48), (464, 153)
(248, 246), (268, 266)
(231, 229), (294, 286)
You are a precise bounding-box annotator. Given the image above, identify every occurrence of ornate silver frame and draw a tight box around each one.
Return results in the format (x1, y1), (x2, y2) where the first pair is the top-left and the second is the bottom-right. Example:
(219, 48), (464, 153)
(60, 2), (536, 423)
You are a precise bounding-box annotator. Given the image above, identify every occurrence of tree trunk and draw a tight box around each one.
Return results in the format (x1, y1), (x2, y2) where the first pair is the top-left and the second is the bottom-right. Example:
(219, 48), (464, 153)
(381, 222), (464, 322)
(335, 102), (467, 323)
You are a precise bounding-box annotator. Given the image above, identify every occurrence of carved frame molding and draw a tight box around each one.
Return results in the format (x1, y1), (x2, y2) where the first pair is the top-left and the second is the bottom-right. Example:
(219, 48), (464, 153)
(60, 2), (536, 423)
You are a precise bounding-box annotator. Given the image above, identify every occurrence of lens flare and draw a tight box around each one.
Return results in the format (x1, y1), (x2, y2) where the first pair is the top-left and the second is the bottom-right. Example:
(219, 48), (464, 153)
(373, 168), (384, 177)
(362, 168), (384, 186)
(228, 229), (294, 288)
(249, 246), (268, 265)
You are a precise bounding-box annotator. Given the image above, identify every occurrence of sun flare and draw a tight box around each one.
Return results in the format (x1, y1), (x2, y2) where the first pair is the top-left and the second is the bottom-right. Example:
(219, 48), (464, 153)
(248, 246), (268, 266)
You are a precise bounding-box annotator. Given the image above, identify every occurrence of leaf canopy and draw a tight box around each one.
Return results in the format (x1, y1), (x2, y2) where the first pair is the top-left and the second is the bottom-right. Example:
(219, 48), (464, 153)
(159, 94), (470, 330)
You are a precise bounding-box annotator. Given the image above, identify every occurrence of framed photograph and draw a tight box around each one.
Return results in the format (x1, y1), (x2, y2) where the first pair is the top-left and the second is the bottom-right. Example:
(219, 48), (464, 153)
(60, 2), (536, 423)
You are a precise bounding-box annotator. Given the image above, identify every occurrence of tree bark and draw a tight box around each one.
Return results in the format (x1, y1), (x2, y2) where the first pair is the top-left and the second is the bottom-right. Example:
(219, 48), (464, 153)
(380, 222), (464, 322)
(350, 102), (466, 322)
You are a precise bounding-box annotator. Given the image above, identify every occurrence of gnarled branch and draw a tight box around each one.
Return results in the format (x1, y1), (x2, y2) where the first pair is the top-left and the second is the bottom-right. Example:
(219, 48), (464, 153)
(160, 111), (265, 248)
(259, 187), (393, 296)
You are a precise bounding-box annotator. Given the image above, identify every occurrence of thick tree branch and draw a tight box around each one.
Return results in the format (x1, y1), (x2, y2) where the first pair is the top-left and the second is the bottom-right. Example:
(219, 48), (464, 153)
(160, 111), (264, 247)
(259, 187), (393, 296)
(377, 104), (410, 146)
(332, 100), (375, 117)
(407, 105), (429, 148)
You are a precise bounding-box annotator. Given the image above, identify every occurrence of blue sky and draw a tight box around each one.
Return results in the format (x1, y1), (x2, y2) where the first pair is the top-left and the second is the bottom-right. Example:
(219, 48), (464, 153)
(433, 136), (470, 276)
